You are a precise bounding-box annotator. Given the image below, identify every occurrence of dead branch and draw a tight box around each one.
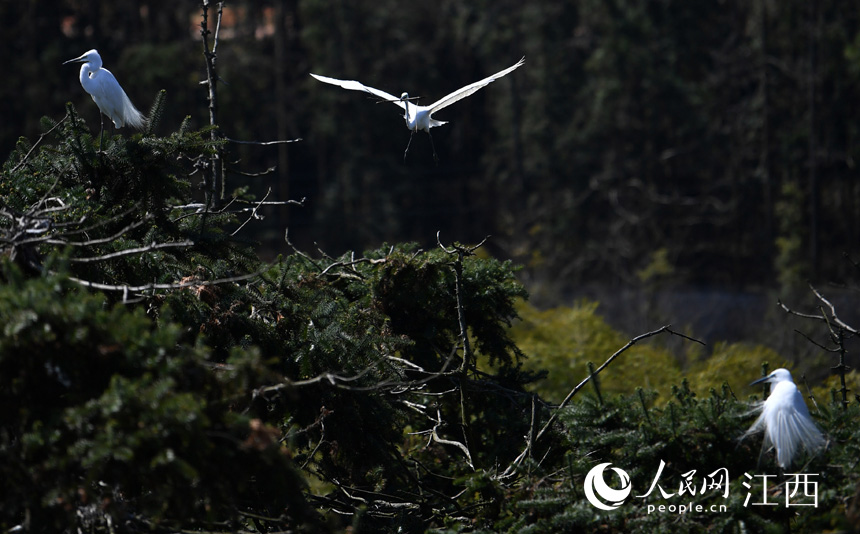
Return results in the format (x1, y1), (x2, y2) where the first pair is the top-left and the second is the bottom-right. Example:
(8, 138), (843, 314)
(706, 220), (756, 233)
(436, 232), (491, 372)
(226, 137), (302, 146)
(67, 267), (265, 298)
(498, 325), (704, 480)
(67, 240), (194, 263)
(7, 114), (70, 176)
(778, 284), (854, 408)
(430, 408), (474, 470)
(200, 0), (225, 206)
(230, 188), (272, 237)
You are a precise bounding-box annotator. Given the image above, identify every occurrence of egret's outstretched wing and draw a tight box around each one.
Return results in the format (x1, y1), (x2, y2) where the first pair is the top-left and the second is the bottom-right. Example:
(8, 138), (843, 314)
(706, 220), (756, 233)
(310, 73), (405, 110)
(427, 56), (525, 113)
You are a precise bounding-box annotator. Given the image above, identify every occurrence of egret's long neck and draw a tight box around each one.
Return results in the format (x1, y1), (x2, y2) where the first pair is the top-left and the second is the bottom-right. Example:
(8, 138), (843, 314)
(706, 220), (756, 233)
(79, 63), (94, 83)
(400, 94), (411, 123)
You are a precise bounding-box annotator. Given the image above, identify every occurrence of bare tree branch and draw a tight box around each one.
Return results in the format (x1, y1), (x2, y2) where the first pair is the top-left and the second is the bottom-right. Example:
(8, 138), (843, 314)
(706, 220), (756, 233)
(808, 282), (860, 334)
(226, 137), (302, 146)
(6, 114), (70, 176)
(779, 284), (855, 409)
(430, 408), (474, 470)
(231, 188), (272, 237)
(67, 240), (194, 263)
(66, 268), (264, 297)
(436, 232), (491, 372)
(498, 325), (704, 480)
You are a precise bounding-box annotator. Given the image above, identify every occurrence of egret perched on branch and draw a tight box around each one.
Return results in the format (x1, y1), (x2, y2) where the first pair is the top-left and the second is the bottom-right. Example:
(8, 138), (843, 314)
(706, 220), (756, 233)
(310, 57), (525, 162)
(63, 49), (146, 148)
(744, 368), (825, 468)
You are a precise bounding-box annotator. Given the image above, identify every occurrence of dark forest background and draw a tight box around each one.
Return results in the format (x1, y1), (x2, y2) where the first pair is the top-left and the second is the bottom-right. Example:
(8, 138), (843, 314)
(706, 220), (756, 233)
(2, 0), (859, 302)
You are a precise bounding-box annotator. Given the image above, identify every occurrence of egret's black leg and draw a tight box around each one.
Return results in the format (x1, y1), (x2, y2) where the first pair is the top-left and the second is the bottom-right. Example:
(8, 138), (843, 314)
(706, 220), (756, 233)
(98, 114), (105, 153)
(404, 130), (415, 161)
(427, 131), (439, 165)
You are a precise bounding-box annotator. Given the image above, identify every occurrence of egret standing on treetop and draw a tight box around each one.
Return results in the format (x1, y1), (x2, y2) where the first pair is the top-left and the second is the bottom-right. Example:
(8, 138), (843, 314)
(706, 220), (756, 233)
(63, 49), (146, 148)
(310, 56), (525, 162)
(744, 368), (826, 469)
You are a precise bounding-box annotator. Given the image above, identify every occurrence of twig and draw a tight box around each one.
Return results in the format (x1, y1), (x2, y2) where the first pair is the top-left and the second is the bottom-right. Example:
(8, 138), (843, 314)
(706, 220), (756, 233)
(226, 137), (302, 145)
(43, 218), (146, 246)
(231, 188), (271, 237)
(430, 407), (474, 470)
(779, 288), (854, 408)
(808, 282), (860, 334)
(319, 256), (387, 276)
(284, 228), (321, 270)
(171, 196), (304, 223)
(498, 325), (704, 480)
(777, 299), (824, 321)
(436, 232), (490, 372)
(56, 203), (145, 238)
(67, 267), (264, 295)
(201, 0), (226, 206)
(792, 329), (836, 352)
(299, 408), (331, 470)
(68, 240), (194, 263)
(7, 114), (70, 175)
(232, 166), (277, 177)
(800, 374), (821, 413)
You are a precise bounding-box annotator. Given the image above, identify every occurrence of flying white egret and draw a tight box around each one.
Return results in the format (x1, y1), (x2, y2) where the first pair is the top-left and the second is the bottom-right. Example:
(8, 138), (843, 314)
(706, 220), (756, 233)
(63, 49), (146, 149)
(310, 56), (525, 162)
(744, 368), (826, 469)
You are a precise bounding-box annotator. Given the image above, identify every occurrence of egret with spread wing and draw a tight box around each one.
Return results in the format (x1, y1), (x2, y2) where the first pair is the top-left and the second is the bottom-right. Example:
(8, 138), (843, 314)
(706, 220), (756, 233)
(64, 49), (146, 149)
(744, 368), (826, 468)
(311, 57), (524, 162)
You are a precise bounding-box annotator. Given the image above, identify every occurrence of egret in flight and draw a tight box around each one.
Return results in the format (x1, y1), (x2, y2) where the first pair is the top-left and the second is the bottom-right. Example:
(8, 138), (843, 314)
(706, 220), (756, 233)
(744, 368), (825, 468)
(310, 57), (525, 162)
(64, 49), (146, 148)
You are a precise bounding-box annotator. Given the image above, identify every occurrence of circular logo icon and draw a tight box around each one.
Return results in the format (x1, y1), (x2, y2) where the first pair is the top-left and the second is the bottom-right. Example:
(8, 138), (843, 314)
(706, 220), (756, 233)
(584, 462), (632, 510)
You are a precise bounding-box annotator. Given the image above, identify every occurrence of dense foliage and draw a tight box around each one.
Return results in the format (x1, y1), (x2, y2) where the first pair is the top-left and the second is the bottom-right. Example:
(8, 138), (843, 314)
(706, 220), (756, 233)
(0, 110), (539, 531)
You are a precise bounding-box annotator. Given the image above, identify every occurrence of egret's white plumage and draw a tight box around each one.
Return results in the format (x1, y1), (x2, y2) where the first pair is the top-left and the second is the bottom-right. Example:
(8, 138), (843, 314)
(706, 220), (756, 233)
(310, 57), (525, 161)
(744, 368), (825, 468)
(63, 49), (146, 130)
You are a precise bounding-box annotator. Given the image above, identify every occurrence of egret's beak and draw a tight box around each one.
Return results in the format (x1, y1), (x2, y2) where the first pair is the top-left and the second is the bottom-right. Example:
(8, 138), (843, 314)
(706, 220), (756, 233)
(63, 54), (87, 65)
(750, 374), (773, 386)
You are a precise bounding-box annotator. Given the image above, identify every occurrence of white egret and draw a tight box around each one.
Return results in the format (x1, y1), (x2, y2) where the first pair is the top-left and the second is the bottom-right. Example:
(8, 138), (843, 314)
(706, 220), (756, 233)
(63, 49), (146, 149)
(310, 56), (525, 162)
(744, 368), (825, 468)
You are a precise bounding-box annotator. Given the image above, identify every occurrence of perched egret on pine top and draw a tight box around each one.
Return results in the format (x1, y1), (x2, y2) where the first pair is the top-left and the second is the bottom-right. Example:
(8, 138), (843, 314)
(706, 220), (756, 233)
(744, 368), (826, 468)
(64, 49), (146, 147)
(310, 56), (525, 162)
